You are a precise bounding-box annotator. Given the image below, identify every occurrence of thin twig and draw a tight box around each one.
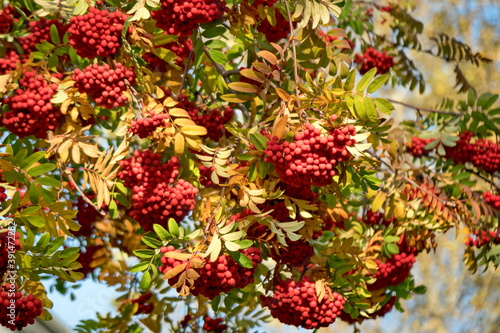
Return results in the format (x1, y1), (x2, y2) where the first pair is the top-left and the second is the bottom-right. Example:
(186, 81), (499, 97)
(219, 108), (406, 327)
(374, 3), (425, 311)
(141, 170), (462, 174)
(386, 98), (461, 116)
(283, 0), (301, 105)
(202, 45), (251, 120)
(65, 171), (106, 216)
(177, 46), (195, 97)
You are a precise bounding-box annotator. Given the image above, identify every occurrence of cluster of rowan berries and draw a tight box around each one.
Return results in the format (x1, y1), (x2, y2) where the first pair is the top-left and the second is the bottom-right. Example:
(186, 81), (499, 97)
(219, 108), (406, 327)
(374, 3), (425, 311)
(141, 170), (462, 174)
(363, 211), (394, 227)
(188, 105), (233, 142)
(0, 5), (15, 34)
(0, 171), (7, 202)
(129, 112), (170, 138)
(0, 284), (43, 331)
(264, 122), (356, 189)
(151, 0), (227, 38)
(117, 150), (198, 231)
(68, 7), (127, 59)
(0, 50), (20, 75)
(355, 47), (394, 74)
(19, 18), (67, 55)
(445, 131), (500, 175)
(2, 70), (63, 139)
(126, 293), (154, 315)
(369, 239), (417, 290)
(269, 239), (315, 267)
(73, 62), (136, 109)
(0, 230), (20, 277)
(465, 230), (500, 248)
(260, 277), (346, 329)
(159, 245), (262, 299)
(483, 191), (500, 210)
(198, 165), (218, 189)
(202, 316), (228, 333)
(143, 37), (194, 71)
(406, 136), (434, 158)
(257, 10), (293, 42)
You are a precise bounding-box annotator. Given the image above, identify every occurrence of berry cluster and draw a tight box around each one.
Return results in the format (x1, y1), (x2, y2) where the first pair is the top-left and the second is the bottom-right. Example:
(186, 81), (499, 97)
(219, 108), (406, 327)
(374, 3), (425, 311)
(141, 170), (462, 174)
(269, 240), (314, 267)
(0, 284), (43, 331)
(0, 230), (20, 277)
(73, 62), (136, 109)
(406, 136), (434, 158)
(354, 47), (394, 74)
(445, 131), (500, 174)
(2, 70), (63, 139)
(68, 7), (126, 59)
(465, 230), (500, 248)
(0, 50), (20, 74)
(117, 150), (197, 231)
(187, 105), (233, 142)
(72, 194), (99, 237)
(264, 122), (356, 189)
(257, 10), (293, 43)
(363, 211), (393, 227)
(127, 293), (154, 315)
(202, 316), (228, 333)
(151, 0), (227, 38)
(380, 5), (393, 12)
(159, 246), (262, 299)
(19, 18), (68, 54)
(369, 240), (417, 290)
(0, 170), (7, 202)
(0, 5), (15, 34)
(129, 112), (170, 138)
(143, 37), (194, 71)
(260, 277), (345, 329)
(198, 165), (218, 189)
(483, 191), (500, 210)
(77, 245), (104, 278)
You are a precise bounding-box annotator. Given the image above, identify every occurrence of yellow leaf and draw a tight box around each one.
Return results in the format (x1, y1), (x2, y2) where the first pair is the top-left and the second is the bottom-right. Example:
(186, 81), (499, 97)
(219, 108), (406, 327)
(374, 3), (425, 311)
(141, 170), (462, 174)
(275, 88), (291, 102)
(257, 50), (278, 65)
(163, 96), (178, 107)
(169, 108), (190, 118)
(0, 74), (10, 93)
(228, 82), (259, 93)
(164, 263), (187, 280)
(181, 125), (207, 136)
(240, 69), (265, 83)
(221, 94), (253, 103)
(71, 144), (81, 163)
(174, 132), (185, 155)
(272, 114), (288, 139)
(174, 118), (197, 126)
(371, 191), (387, 212)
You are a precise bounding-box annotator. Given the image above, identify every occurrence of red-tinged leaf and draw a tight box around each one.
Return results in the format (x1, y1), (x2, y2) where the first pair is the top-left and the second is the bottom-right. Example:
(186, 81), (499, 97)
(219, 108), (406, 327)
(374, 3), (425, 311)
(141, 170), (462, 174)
(257, 50), (278, 65)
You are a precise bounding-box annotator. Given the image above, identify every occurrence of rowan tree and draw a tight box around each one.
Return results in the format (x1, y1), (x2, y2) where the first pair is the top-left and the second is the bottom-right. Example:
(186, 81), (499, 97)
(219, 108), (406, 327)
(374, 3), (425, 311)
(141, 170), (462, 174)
(0, 0), (498, 332)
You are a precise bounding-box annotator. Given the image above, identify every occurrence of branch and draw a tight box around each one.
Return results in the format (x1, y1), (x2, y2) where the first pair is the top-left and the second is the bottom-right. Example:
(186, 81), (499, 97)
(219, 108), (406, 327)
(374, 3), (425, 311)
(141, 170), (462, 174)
(385, 98), (461, 116)
(283, 0), (301, 105)
(177, 46), (195, 97)
(65, 171), (106, 216)
(202, 45), (251, 121)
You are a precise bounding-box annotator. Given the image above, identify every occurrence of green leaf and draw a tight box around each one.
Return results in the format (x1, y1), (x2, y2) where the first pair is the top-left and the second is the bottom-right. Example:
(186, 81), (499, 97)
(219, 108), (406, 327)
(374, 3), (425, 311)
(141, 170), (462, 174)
(374, 98), (394, 115)
(50, 24), (61, 44)
(344, 69), (356, 91)
(28, 163), (56, 177)
(35, 176), (62, 187)
(141, 236), (162, 249)
(129, 261), (149, 273)
(153, 224), (171, 241)
(133, 249), (155, 259)
(212, 295), (221, 312)
(356, 68), (377, 92)
(26, 215), (46, 228)
(33, 233), (51, 251)
(47, 237), (65, 254)
(453, 172), (471, 181)
(21, 205), (41, 215)
(47, 53), (58, 68)
(234, 240), (253, 249)
(249, 132), (269, 151)
(363, 97), (377, 122)
(20, 151), (46, 169)
(168, 218), (180, 238)
(367, 74), (390, 93)
(140, 271), (151, 289)
(209, 49), (228, 65)
(229, 251), (253, 269)
(29, 183), (40, 205)
(202, 26), (226, 38)
(413, 285), (427, 294)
